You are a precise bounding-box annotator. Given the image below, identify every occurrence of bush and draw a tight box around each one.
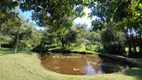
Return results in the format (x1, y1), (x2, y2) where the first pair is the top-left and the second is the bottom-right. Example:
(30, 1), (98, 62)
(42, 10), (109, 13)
(104, 43), (122, 55)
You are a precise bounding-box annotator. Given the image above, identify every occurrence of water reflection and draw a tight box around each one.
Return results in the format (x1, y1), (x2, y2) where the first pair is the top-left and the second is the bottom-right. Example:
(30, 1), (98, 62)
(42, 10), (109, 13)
(41, 53), (129, 75)
(100, 58), (129, 73)
(86, 63), (96, 75)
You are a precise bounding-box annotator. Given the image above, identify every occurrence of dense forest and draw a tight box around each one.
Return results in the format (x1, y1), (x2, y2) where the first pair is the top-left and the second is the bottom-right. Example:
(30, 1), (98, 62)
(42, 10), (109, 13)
(0, 0), (142, 58)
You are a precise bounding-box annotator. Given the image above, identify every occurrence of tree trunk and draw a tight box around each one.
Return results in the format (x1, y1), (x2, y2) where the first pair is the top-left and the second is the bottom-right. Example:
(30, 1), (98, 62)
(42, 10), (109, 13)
(62, 43), (65, 49)
(128, 30), (133, 57)
(139, 30), (142, 53)
(61, 38), (65, 49)
(134, 45), (137, 52)
(0, 25), (2, 48)
(128, 43), (132, 57)
(140, 39), (142, 53)
(40, 41), (43, 54)
(15, 27), (20, 53)
(58, 35), (65, 49)
(131, 34), (137, 53)
(124, 29), (132, 57)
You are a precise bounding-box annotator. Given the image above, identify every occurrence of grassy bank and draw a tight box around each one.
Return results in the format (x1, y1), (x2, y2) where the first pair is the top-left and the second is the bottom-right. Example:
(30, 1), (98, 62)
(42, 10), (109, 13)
(0, 52), (142, 80)
(99, 53), (142, 68)
(47, 46), (98, 55)
(0, 48), (31, 56)
(0, 48), (14, 55)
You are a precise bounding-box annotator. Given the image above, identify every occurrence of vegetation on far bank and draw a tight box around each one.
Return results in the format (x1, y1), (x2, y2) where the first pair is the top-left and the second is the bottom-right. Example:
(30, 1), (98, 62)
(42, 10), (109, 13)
(0, 47), (97, 56)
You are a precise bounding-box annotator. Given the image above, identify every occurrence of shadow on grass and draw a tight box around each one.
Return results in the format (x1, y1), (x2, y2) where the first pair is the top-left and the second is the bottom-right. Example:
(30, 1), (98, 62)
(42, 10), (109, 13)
(123, 68), (142, 80)
(0, 48), (32, 56)
(0, 48), (15, 55)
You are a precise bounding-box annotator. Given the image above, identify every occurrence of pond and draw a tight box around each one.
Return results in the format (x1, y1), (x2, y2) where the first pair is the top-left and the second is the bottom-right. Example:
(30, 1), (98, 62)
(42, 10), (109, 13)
(41, 53), (129, 75)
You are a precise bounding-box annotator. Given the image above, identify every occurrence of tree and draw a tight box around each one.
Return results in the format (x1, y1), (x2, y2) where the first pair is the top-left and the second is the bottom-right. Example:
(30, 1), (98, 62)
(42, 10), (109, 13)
(16, 22), (42, 50)
(0, 0), (19, 48)
(88, 0), (142, 56)
(100, 27), (125, 55)
(73, 24), (89, 48)
(19, 0), (86, 29)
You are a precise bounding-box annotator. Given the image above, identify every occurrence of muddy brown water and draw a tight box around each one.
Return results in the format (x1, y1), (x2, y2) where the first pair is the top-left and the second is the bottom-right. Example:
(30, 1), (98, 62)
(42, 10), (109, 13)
(41, 53), (129, 75)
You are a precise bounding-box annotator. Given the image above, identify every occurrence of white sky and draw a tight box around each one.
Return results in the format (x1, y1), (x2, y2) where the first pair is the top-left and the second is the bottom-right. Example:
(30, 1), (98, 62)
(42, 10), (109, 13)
(73, 8), (92, 28)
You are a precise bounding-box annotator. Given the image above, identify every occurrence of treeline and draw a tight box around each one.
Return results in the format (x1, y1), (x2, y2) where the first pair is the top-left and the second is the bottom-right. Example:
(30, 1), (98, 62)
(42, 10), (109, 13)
(0, 0), (142, 57)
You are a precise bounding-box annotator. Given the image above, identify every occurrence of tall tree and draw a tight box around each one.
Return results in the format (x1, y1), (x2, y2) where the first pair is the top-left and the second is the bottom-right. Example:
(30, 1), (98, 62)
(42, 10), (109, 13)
(0, 0), (19, 48)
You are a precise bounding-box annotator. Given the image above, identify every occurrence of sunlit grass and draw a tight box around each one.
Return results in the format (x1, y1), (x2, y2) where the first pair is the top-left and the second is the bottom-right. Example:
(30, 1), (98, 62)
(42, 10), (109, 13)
(47, 45), (98, 54)
(71, 45), (98, 54)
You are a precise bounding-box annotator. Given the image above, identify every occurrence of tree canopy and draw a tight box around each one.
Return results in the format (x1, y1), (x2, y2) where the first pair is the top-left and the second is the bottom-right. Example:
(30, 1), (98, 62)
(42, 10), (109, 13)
(0, 0), (142, 56)
(89, 0), (142, 30)
(20, 0), (88, 29)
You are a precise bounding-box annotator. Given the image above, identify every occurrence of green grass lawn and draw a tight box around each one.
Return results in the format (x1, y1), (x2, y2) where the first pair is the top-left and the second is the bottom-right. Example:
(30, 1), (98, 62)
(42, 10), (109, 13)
(0, 52), (142, 80)
(0, 48), (31, 56)
(0, 48), (14, 55)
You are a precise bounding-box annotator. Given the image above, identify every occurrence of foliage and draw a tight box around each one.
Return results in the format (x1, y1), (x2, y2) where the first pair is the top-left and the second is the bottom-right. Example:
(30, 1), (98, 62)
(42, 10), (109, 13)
(41, 27), (77, 49)
(1, 0), (142, 55)
(20, 0), (87, 29)
(89, 0), (142, 30)
(36, 23), (102, 53)
(87, 0), (142, 56)
(0, 0), (20, 48)
(100, 27), (125, 54)
(75, 24), (89, 45)
(15, 22), (42, 50)
(0, 14), (42, 50)
(101, 28), (115, 45)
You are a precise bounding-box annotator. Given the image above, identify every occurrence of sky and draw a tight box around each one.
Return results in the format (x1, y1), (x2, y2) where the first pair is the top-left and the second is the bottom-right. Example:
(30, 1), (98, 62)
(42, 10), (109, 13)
(19, 9), (45, 30)
(19, 7), (93, 30)
(73, 8), (92, 28)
